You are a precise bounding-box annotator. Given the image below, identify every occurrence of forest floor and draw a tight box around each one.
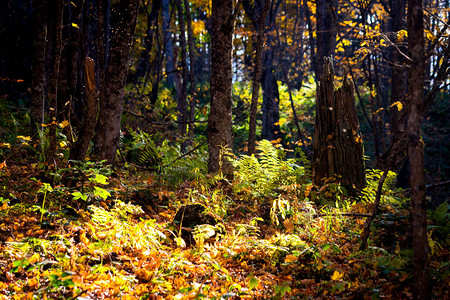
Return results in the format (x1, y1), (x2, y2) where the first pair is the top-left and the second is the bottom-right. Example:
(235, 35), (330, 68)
(0, 160), (449, 299)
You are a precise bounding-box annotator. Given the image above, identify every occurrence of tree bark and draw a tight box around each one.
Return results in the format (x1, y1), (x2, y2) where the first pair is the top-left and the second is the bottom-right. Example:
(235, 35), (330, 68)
(95, 0), (139, 164)
(184, 0), (197, 145)
(315, 0), (337, 79)
(175, 0), (188, 148)
(407, 0), (429, 298)
(30, 0), (48, 134)
(389, 0), (408, 145)
(46, 0), (64, 163)
(260, 0), (282, 142)
(162, 0), (176, 89)
(244, 0), (272, 155)
(70, 57), (98, 161)
(207, 0), (236, 177)
(312, 58), (365, 191)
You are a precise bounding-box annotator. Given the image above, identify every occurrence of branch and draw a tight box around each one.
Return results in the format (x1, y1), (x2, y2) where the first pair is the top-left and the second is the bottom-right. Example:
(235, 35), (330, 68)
(360, 169), (389, 250)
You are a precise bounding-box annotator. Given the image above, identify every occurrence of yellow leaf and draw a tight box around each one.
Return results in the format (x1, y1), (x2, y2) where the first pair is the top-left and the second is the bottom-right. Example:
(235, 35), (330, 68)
(16, 135), (32, 141)
(390, 101), (403, 111)
(331, 270), (344, 281)
(397, 29), (407, 41)
(59, 120), (70, 128)
(71, 23), (79, 29)
(285, 255), (298, 263)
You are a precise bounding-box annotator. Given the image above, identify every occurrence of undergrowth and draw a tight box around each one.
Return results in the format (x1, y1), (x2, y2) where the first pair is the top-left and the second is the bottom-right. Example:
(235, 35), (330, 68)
(0, 136), (449, 299)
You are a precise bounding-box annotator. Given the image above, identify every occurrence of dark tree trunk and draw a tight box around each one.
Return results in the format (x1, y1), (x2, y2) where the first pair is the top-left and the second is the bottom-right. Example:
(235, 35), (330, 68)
(95, 0), (139, 164)
(70, 57), (98, 161)
(175, 0), (188, 148)
(162, 0), (176, 89)
(389, 0), (408, 145)
(184, 0), (196, 144)
(30, 0), (48, 134)
(46, 0), (64, 163)
(407, 0), (429, 298)
(315, 0), (337, 79)
(260, 0), (282, 142)
(207, 0), (236, 177)
(261, 47), (281, 141)
(243, 0), (272, 155)
(312, 58), (365, 191)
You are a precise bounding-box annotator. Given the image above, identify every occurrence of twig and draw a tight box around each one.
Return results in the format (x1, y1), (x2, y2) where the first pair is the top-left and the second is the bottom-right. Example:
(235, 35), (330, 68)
(360, 169), (389, 250)
(313, 213), (372, 218)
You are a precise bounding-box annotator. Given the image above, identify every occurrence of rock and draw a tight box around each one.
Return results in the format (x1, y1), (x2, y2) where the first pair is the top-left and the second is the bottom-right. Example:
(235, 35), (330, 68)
(172, 204), (217, 246)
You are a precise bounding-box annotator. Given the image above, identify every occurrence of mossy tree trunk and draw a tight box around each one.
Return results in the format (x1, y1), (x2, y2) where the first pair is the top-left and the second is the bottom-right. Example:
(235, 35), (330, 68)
(312, 58), (365, 191)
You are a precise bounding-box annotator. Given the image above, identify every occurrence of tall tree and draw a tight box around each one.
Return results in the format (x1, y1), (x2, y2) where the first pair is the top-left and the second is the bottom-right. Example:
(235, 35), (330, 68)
(388, 0), (408, 145)
(175, 0), (188, 148)
(46, 0), (64, 163)
(162, 0), (176, 88)
(243, 0), (272, 155)
(261, 0), (282, 142)
(407, 0), (428, 298)
(315, 0), (337, 79)
(184, 0), (197, 144)
(95, 0), (139, 163)
(207, 0), (239, 177)
(30, 0), (48, 134)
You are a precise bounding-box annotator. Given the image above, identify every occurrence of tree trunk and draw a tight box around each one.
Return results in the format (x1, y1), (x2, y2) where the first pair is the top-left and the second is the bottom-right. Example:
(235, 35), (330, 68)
(46, 0), (64, 163)
(245, 0), (272, 155)
(175, 0), (188, 149)
(70, 57), (99, 161)
(30, 0), (48, 135)
(162, 0), (176, 89)
(315, 0), (337, 79)
(260, 1), (282, 142)
(95, 0), (139, 164)
(184, 0), (197, 145)
(207, 0), (236, 177)
(312, 58), (365, 191)
(407, 0), (429, 298)
(389, 0), (408, 145)
(261, 47), (281, 141)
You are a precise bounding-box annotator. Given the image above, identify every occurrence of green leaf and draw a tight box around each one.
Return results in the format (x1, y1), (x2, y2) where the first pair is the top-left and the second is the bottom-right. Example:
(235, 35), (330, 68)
(90, 174), (108, 185)
(93, 186), (111, 200)
(72, 191), (88, 201)
(248, 275), (259, 290)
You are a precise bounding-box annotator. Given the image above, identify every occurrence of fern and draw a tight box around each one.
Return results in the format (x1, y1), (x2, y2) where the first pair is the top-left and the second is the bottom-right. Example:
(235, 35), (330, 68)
(231, 140), (305, 198)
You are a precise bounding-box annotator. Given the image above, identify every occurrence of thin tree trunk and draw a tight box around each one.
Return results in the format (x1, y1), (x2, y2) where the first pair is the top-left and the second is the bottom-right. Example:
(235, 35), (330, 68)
(30, 0), (48, 135)
(274, 20), (310, 156)
(162, 0), (176, 88)
(47, 0), (64, 163)
(184, 0), (197, 145)
(247, 0), (271, 155)
(175, 0), (188, 150)
(407, 0), (428, 298)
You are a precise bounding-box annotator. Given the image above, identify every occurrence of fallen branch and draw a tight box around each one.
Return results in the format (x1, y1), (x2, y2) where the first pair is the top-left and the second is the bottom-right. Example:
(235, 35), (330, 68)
(313, 213), (372, 218)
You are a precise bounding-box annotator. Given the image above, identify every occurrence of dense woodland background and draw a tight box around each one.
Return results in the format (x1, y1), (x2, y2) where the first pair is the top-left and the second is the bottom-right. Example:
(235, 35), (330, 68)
(0, 0), (449, 299)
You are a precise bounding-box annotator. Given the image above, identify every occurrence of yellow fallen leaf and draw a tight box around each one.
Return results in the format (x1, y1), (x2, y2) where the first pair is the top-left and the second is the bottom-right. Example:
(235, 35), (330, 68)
(331, 270), (344, 281)
(285, 255), (298, 263)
